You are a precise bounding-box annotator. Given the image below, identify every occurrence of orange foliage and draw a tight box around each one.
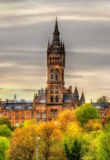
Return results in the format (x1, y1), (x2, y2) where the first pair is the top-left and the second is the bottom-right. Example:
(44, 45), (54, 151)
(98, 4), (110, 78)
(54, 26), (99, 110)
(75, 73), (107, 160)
(7, 120), (38, 160)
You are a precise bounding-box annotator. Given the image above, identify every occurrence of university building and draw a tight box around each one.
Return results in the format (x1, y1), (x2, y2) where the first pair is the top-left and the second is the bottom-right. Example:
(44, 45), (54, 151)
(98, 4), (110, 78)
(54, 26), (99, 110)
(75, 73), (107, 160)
(0, 19), (85, 126)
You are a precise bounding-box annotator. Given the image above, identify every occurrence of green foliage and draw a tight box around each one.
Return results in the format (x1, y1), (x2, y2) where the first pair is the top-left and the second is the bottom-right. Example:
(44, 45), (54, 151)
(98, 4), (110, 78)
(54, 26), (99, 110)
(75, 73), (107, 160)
(0, 117), (11, 129)
(64, 138), (81, 160)
(75, 104), (100, 126)
(0, 137), (9, 160)
(97, 96), (109, 103)
(95, 131), (110, 160)
(0, 125), (12, 137)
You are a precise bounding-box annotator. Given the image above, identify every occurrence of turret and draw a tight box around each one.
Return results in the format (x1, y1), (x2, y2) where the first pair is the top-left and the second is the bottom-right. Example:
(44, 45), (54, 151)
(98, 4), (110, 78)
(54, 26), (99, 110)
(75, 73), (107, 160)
(74, 86), (79, 100)
(80, 91), (85, 104)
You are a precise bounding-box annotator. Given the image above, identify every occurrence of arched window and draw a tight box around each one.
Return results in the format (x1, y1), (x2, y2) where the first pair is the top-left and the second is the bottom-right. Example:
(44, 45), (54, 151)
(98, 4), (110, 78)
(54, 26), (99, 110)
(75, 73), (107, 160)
(50, 86), (54, 94)
(56, 86), (59, 93)
(50, 96), (54, 102)
(55, 96), (58, 102)
(55, 70), (59, 81)
(54, 109), (58, 117)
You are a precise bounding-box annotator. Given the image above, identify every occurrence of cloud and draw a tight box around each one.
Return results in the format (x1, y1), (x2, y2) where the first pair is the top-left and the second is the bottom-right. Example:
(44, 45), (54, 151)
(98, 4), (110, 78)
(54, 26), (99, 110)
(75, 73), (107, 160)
(65, 74), (83, 79)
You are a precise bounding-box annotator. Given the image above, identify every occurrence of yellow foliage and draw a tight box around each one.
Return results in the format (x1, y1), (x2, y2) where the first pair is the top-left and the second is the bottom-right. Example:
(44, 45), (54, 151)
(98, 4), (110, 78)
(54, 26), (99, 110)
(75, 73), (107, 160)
(7, 124), (38, 160)
(24, 118), (37, 127)
(37, 121), (65, 160)
(57, 109), (76, 132)
(66, 121), (82, 138)
(84, 119), (103, 132)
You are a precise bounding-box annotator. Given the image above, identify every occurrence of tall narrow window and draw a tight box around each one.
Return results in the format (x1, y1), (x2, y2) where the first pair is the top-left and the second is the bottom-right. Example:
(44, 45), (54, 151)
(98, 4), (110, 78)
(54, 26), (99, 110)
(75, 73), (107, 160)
(21, 112), (24, 119)
(55, 96), (58, 102)
(54, 109), (58, 117)
(51, 109), (54, 118)
(55, 70), (59, 81)
(50, 86), (54, 94)
(50, 69), (54, 81)
(56, 86), (59, 93)
(50, 96), (54, 102)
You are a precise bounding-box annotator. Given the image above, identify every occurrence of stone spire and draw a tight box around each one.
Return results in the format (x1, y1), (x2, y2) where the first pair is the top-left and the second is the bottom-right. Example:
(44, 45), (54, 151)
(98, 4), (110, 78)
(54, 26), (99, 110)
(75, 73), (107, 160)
(80, 91), (85, 103)
(74, 85), (79, 100)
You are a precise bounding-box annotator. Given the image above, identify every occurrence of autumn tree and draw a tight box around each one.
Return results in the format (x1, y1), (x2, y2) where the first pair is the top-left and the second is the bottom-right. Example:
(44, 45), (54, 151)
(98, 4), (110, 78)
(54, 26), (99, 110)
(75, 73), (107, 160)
(75, 104), (100, 126)
(37, 121), (65, 160)
(84, 119), (102, 133)
(97, 96), (109, 103)
(7, 119), (38, 160)
(0, 137), (9, 160)
(57, 109), (76, 132)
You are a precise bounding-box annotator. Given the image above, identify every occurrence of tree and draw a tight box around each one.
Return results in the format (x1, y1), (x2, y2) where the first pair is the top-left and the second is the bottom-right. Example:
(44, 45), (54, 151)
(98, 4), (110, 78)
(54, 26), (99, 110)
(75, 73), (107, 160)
(57, 109), (76, 132)
(75, 104), (100, 126)
(97, 96), (109, 103)
(0, 137), (9, 160)
(37, 121), (64, 160)
(84, 119), (102, 133)
(0, 117), (11, 129)
(93, 131), (110, 160)
(7, 119), (38, 160)
(64, 138), (81, 160)
(0, 125), (12, 137)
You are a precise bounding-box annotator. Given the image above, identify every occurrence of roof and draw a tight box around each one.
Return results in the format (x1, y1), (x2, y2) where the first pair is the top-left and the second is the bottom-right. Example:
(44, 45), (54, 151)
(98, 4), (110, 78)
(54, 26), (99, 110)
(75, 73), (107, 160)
(92, 102), (110, 110)
(63, 94), (75, 103)
(2, 102), (33, 110)
(37, 94), (47, 103)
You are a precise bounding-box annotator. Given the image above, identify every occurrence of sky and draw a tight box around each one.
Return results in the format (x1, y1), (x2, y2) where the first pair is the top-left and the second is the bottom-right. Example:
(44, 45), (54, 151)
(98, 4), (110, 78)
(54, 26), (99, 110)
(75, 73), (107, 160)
(0, 0), (110, 102)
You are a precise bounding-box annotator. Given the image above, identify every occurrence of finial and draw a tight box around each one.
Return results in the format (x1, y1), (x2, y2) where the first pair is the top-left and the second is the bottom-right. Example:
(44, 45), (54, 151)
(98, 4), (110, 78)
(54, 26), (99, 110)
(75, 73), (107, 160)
(54, 17), (59, 33)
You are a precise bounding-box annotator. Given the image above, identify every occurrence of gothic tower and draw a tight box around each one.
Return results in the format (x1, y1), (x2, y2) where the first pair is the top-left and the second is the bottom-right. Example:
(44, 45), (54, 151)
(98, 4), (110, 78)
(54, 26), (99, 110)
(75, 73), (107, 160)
(47, 18), (65, 104)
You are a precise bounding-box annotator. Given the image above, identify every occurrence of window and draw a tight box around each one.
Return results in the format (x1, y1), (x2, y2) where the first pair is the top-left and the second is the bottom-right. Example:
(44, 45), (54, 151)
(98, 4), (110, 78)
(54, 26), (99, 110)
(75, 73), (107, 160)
(50, 86), (54, 94)
(50, 96), (54, 102)
(56, 86), (59, 93)
(42, 112), (46, 118)
(51, 109), (58, 118)
(51, 109), (54, 118)
(50, 69), (54, 81)
(55, 96), (58, 102)
(15, 121), (19, 127)
(55, 69), (59, 81)
(54, 109), (58, 117)
(21, 112), (24, 119)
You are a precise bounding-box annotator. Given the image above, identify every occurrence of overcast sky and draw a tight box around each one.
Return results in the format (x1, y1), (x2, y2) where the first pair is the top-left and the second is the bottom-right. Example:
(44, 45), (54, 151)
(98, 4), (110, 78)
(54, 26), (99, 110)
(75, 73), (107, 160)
(0, 0), (110, 102)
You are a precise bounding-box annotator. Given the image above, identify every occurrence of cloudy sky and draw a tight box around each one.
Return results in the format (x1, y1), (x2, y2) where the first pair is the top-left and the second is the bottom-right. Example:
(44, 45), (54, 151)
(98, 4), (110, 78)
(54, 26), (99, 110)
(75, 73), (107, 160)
(0, 0), (110, 102)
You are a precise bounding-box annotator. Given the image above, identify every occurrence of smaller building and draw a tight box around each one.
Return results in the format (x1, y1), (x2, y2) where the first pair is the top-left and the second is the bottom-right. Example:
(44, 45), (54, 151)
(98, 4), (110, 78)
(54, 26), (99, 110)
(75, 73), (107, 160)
(91, 102), (110, 122)
(0, 98), (34, 126)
